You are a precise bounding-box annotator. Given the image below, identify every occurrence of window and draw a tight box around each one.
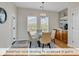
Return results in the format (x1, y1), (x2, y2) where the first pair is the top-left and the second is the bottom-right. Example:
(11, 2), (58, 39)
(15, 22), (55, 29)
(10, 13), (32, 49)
(27, 16), (49, 33)
(27, 16), (37, 33)
(41, 16), (49, 32)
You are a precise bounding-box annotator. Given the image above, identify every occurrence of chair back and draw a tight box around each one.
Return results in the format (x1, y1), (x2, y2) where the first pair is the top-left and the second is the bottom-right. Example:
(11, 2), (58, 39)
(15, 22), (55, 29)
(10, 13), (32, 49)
(27, 32), (32, 41)
(51, 29), (56, 40)
(40, 32), (51, 44)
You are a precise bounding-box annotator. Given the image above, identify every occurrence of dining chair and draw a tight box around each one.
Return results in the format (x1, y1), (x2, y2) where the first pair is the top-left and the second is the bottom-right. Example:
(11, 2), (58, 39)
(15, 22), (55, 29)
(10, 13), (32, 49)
(28, 31), (41, 48)
(40, 32), (51, 48)
(51, 29), (57, 43)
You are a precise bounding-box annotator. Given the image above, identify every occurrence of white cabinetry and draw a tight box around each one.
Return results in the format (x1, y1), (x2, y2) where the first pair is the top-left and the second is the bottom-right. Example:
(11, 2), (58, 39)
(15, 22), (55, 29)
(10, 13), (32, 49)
(68, 6), (79, 48)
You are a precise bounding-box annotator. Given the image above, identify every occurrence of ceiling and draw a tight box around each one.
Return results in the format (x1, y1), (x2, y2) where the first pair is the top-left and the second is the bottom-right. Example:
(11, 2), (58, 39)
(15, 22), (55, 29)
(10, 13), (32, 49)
(13, 2), (79, 12)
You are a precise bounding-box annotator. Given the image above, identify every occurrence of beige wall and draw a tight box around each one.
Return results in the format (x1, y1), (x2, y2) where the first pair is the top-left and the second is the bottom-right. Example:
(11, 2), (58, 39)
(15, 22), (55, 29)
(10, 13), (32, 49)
(17, 7), (59, 40)
(0, 3), (17, 48)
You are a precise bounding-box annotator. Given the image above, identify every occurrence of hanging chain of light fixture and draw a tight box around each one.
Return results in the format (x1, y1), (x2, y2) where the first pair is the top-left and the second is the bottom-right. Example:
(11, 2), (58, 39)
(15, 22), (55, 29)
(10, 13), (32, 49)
(40, 2), (44, 10)
(40, 2), (46, 16)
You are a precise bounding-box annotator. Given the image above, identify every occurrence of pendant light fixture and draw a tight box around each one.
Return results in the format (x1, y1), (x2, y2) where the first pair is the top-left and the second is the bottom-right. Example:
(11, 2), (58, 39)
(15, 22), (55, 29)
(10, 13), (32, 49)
(40, 2), (46, 17)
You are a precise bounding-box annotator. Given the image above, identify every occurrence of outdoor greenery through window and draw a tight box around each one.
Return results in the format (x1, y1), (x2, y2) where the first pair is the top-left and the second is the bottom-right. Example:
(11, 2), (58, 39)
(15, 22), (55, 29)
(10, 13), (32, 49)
(41, 16), (49, 32)
(27, 16), (37, 33)
(27, 16), (49, 33)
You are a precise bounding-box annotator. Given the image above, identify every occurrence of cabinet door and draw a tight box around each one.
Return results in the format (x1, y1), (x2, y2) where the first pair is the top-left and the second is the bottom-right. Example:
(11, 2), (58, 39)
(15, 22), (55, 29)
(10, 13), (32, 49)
(62, 31), (68, 44)
(56, 30), (60, 40)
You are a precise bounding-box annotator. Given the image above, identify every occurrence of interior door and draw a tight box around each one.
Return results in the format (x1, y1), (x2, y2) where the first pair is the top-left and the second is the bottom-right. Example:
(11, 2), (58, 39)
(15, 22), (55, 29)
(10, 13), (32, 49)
(70, 7), (79, 48)
(74, 7), (79, 47)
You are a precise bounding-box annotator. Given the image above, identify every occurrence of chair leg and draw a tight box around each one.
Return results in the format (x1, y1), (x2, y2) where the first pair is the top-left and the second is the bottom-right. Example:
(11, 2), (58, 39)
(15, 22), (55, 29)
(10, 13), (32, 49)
(48, 43), (51, 48)
(12, 41), (16, 45)
(54, 39), (55, 43)
(37, 41), (40, 47)
(29, 41), (31, 48)
(42, 44), (44, 48)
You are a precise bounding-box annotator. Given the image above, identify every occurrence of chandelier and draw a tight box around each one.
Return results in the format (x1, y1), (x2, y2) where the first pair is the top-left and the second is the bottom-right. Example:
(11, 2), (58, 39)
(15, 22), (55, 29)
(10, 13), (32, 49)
(40, 2), (46, 17)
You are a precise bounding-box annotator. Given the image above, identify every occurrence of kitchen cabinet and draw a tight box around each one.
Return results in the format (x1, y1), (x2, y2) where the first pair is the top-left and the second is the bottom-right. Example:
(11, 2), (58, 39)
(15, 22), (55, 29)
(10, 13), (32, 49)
(55, 30), (68, 44)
